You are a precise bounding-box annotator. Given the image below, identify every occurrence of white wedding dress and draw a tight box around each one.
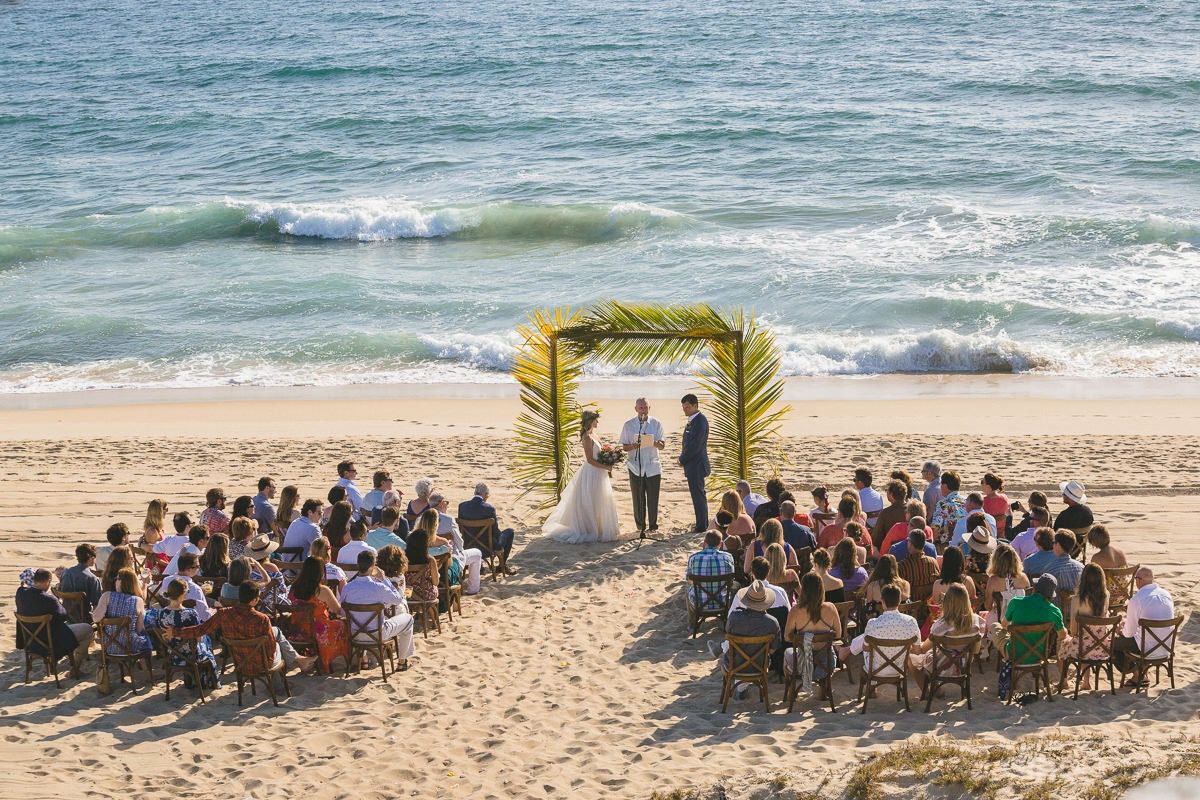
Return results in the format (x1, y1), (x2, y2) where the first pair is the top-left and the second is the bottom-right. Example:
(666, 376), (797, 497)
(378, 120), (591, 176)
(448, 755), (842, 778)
(542, 439), (621, 544)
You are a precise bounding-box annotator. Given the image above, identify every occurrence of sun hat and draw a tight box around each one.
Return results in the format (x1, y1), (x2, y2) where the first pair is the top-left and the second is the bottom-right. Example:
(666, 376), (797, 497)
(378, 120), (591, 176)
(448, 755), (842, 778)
(737, 580), (774, 612)
(1060, 480), (1087, 505)
(967, 527), (997, 555)
(1034, 573), (1058, 599)
(246, 534), (279, 559)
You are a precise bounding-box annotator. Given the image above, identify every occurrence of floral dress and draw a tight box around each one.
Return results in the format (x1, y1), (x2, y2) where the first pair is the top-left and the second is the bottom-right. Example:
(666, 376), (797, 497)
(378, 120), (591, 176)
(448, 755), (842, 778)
(405, 562), (438, 603)
(285, 593), (348, 672)
(102, 591), (153, 654)
(151, 606), (219, 688)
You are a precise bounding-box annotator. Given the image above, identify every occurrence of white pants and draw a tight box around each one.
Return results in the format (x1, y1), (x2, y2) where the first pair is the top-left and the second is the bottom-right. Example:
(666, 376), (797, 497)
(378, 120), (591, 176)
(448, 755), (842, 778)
(354, 614), (415, 660)
(459, 548), (483, 594)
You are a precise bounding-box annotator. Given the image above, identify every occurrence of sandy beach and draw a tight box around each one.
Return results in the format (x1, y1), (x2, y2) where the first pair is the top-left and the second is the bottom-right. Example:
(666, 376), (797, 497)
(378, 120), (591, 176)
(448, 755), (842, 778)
(2, 376), (1197, 799)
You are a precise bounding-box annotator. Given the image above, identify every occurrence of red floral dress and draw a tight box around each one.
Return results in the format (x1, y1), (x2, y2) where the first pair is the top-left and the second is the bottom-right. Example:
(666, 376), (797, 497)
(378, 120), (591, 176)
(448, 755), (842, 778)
(286, 593), (348, 672)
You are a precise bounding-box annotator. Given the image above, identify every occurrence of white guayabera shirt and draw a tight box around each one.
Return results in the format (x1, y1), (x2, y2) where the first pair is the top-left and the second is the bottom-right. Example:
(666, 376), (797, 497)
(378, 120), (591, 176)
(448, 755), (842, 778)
(620, 415), (665, 478)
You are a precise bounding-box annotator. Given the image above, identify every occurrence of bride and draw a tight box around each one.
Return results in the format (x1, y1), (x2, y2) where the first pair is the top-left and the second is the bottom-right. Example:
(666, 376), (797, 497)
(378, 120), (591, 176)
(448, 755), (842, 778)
(542, 409), (621, 544)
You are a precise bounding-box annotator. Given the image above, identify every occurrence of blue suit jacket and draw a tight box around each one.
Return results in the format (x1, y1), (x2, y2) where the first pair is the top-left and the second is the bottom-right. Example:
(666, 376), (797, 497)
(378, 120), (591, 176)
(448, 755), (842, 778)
(679, 411), (711, 477)
(458, 496), (498, 524)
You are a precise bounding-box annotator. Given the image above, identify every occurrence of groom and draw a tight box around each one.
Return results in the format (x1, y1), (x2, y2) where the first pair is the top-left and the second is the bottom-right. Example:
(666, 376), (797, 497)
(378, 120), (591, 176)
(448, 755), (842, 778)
(678, 393), (710, 534)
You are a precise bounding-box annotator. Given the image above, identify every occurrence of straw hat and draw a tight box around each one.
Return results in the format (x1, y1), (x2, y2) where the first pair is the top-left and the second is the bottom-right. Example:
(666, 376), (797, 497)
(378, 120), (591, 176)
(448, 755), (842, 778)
(1060, 480), (1087, 505)
(246, 534), (278, 559)
(967, 527), (997, 555)
(736, 580), (774, 612)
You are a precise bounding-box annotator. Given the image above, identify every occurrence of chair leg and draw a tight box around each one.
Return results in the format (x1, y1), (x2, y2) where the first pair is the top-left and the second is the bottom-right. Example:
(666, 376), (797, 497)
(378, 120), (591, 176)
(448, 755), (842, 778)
(860, 679), (870, 714)
(378, 646), (389, 683)
(265, 674), (280, 707)
(236, 672), (245, 706)
(762, 681), (770, 712)
(720, 676), (732, 713)
(901, 677), (911, 712)
(825, 677), (836, 712)
(280, 667), (291, 699)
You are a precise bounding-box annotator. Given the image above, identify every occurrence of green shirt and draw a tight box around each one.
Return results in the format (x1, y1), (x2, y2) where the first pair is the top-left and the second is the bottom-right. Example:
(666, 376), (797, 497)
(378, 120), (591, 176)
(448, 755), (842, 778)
(1004, 594), (1063, 664)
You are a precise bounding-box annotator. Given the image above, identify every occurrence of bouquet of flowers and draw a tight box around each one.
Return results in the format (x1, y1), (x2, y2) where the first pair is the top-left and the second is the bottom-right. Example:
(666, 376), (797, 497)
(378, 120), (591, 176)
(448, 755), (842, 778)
(596, 443), (625, 468)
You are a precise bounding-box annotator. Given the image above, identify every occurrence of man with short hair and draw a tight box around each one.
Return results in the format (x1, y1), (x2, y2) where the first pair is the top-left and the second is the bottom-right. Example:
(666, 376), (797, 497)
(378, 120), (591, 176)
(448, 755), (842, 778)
(1055, 480), (1094, 531)
(253, 477), (277, 534)
(621, 397), (666, 535)
(855, 468), (884, 527)
(458, 482), (517, 575)
(337, 521), (376, 565)
(96, 522), (129, 572)
(153, 518), (191, 562)
(751, 477), (786, 532)
(888, 525), (937, 561)
(431, 493), (484, 595)
(16, 568), (93, 675)
(283, 499), (324, 558)
(777, 500), (817, 554)
(731, 556), (790, 610)
(845, 585), (920, 675)
(871, 480), (909, 551)
(361, 470), (395, 517)
(950, 492), (997, 548)
(1113, 567), (1175, 677)
(164, 525), (211, 576)
(1002, 574), (1067, 660)
(920, 461), (943, 524)
(1041, 530), (1084, 591)
(879, 504), (931, 555)
(59, 543), (102, 609)
(686, 530), (736, 612)
(335, 460), (365, 520)
(1010, 506), (1050, 560)
(165, 553), (214, 621)
(931, 470), (966, 547)
(199, 488), (230, 536)
(341, 550), (416, 668)
(736, 480), (768, 517)
(366, 506), (410, 551)
(678, 394), (711, 533)
(896, 530), (940, 594)
(1021, 527), (1057, 576)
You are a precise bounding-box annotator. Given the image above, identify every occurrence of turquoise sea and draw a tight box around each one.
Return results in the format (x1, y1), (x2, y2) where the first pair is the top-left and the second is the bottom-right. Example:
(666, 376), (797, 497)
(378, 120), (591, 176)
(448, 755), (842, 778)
(1, 0), (1198, 391)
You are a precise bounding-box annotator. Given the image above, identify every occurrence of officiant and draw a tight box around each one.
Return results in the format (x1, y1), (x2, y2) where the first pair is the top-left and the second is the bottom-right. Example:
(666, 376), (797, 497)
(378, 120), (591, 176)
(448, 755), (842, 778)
(620, 397), (666, 535)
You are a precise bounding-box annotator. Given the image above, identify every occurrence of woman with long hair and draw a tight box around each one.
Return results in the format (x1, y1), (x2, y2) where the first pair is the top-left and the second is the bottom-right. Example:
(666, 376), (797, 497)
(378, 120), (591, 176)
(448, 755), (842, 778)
(142, 498), (168, 549)
(92, 567), (153, 655)
(322, 500), (354, 558)
(404, 530), (439, 604)
(983, 542), (1030, 620)
(862, 554), (911, 618)
(274, 485), (300, 538)
(783, 572), (842, 695)
(909, 583), (982, 690)
(417, 508), (460, 586)
(926, 547), (977, 637)
(286, 557), (347, 673)
(100, 545), (137, 592)
(1062, 563), (1110, 688)
(198, 533), (230, 579)
(712, 490), (755, 539)
(230, 495), (254, 524)
(811, 548), (844, 604)
(765, 542), (801, 589)
(541, 409), (621, 543)
(979, 473), (1010, 539)
(829, 537), (868, 593)
(743, 518), (798, 576)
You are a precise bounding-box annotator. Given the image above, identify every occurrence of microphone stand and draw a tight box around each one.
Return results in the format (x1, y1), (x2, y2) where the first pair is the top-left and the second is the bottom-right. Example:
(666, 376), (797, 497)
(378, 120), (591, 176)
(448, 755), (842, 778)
(629, 416), (666, 550)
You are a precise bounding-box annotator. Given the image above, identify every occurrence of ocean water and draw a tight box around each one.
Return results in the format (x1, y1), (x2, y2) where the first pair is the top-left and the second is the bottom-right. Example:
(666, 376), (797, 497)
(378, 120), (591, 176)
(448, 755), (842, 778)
(1, 0), (1199, 392)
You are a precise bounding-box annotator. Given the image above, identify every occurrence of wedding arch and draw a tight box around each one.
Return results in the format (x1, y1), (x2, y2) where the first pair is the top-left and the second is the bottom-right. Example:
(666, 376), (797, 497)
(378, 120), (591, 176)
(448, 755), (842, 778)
(512, 301), (791, 509)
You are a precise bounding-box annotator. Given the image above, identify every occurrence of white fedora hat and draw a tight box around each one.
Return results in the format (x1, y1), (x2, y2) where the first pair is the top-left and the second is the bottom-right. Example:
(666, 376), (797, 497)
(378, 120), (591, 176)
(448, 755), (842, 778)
(1060, 480), (1087, 505)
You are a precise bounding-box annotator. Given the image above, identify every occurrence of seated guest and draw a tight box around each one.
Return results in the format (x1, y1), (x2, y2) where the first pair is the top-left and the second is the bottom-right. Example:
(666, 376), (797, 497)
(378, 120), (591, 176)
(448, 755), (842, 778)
(983, 543), (1031, 652)
(737, 480), (768, 517)
(930, 546), (978, 609)
(59, 543), (103, 610)
(743, 519), (798, 576)
(1087, 525), (1127, 570)
(152, 514), (191, 563)
(230, 495), (255, 527)
(879, 505), (930, 555)
(950, 494), (997, 548)
(367, 507), (411, 551)
(1021, 527), (1057, 576)
(829, 537), (868, 594)
(909, 583), (983, 692)
(376, 545), (410, 601)
(322, 486), (347, 524)
(1062, 562), (1110, 688)
(141, 498), (169, 551)
(163, 582), (316, 674)
(890, 469), (917, 501)
(273, 485), (301, 538)
(778, 500), (816, 555)
(286, 557), (348, 673)
(361, 470), (395, 517)
(284, 499), (325, 558)
(778, 491), (812, 529)
(843, 521), (874, 563)
(1056, 480), (1094, 532)
(341, 550), (415, 670)
(322, 500), (354, 557)
(1112, 567), (1175, 679)
(1040, 530), (1084, 591)
(1008, 490), (1053, 539)
(198, 533), (231, 579)
(888, 524), (937, 560)
(221, 556), (264, 605)
(931, 470), (966, 548)
(407, 478), (435, 518)
(811, 548), (845, 604)
(92, 567), (153, 655)
(252, 477), (277, 535)
(964, 526), (998, 573)
(706, 580), (781, 699)
(871, 480), (909, 552)
(1010, 506), (1051, 560)
(17, 568), (93, 674)
(96, 523), (129, 572)
(782, 573), (842, 696)
(430, 493), (484, 595)
(687, 531), (736, 611)
(854, 468), (885, 528)
(920, 461), (943, 524)
(862, 554), (911, 618)
(337, 520), (376, 566)
(404, 530), (440, 605)
(199, 488), (230, 536)
(733, 556), (790, 611)
(711, 490), (756, 539)
(458, 483), (518, 576)
(164, 554), (214, 621)
(149, 580), (219, 689)
(1002, 574), (1067, 661)
(751, 478), (786, 532)
(164, 525), (211, 577)
(897, 531), (941, 598)
(309, 536), (348, 591)
(817, 497), (858, 550)
(841, 489), (869, 528)
(334, 460), (365, 520)
(980, 473), (1010, 539)
(228, 517), (256, 561)
(809, 486), (831, 527)
(840, 585), (920, 673)
(764, 544), (801, 599)
(100, 546), (138, 593)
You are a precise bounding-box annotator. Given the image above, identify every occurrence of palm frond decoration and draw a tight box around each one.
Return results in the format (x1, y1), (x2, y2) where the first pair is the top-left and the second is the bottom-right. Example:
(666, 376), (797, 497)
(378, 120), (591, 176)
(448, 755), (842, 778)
(510, 300), (791, 509)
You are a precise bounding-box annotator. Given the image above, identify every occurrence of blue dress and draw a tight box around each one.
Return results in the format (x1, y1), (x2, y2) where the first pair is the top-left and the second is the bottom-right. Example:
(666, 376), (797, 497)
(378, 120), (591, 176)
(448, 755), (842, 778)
(153, 606), (219, 689)
(102, 591), (153, 654)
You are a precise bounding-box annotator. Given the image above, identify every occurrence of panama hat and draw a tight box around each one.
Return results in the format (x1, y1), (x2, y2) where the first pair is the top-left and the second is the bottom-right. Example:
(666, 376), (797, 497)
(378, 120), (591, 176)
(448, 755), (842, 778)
(967, 527), (997, 555)
(736, 580), (774, 612)
(1060, 480), (1087, 505)
(246, 534), (279, 559)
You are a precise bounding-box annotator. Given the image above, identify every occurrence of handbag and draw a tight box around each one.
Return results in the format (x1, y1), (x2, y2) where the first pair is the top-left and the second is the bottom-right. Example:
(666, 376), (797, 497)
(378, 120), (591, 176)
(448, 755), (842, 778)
(96, 662), (113, 696)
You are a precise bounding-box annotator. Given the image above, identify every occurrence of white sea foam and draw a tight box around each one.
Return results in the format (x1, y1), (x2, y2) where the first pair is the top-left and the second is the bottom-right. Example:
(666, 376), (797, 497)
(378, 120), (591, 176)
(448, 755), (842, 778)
(244, 197), (471, 240)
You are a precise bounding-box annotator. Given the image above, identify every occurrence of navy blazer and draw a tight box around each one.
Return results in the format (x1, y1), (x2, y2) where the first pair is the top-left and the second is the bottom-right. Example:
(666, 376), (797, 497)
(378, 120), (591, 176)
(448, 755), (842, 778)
(16, 586), (77, 657)
(458, 495), (498, 523)
(679, 411), (711, 476)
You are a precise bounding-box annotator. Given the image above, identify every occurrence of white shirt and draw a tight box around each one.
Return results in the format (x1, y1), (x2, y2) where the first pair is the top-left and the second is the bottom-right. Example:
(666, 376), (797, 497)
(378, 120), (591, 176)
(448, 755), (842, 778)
(620, 416), (665, 477)
(338, 540), (376, 565)
(951, 510), (998, 547)
(1123, 583), (1176, 657)
(849, 610), (920, 676)
(731, 579), (789, 611)
(858, 486), (885, 515)
(336, 477), (365, 520)
(164, 574), (213, 621)
(743, 493), (767, 515)
(436, 511), (469, 564)
(153, 534), (189, 559)
(163, 543), (200, 576)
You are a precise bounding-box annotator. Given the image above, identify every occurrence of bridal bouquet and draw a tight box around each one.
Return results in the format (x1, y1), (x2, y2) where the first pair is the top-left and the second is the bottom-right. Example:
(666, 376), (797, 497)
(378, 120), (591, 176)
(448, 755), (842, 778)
(596, 443), (625, 468)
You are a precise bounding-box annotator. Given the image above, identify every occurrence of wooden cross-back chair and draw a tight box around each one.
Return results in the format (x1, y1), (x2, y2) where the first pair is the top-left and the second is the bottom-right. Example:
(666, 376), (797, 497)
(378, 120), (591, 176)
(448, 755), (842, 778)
(269, 548), (306, 582)
(52, 588), (90, 624)
(282, 602), (323, 674)
(343, 602), (399, 683)
(150, 628), (216, 704)
(719, 632), (776, 712)
(404, 563), (440, 638)
(457, 517), (501, 581)
(858, 635), (917, 713)
(16, 614), (78, 688)
(793, 546), (813, 577)
(1055, 588), (1075, 618)
(775, 575), (800, 606)
(1068, 527), (1091, 561)
(1005, 622), (1056, 703)
(686, 572), (735, 638)
(255, 575), (286, 621)
(226, 635), (290, 707)
(831, 600), (859, 683)
(923, 632), (981, 712)
(1122, 615), (1184, 693)
(783, 630), (837, 713)
(98, 616), (155, 693)
(1104, 565), (1138, 613)
(810, 512), (836, 537)
(1058, 614), (1120, 699)
(436, 552), (462, 622)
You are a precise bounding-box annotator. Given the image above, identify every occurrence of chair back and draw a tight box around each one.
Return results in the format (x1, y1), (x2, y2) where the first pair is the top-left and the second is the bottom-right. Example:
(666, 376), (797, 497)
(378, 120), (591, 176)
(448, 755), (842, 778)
(831, 600), (857, 641)
(1070, 614), (1120, 661)
(286, 601), (318, 639)
(457, 517), (496, 554)
(403, 512), (419, 526)
(1104, 564), (1138, 610)
(810, 511), (836, 534)
(436, 552), (455, 594)
(928, 632), (981, 676)
(723, 633), (775, 680)
(271, 548), (306, 579)
(98, 615), (138, 656)
(1136, 615), (1183, 663)
(794, 546), (813, 576)
(785, 629), (836, 672)
(15, 613), (55, 657)
(897, 600), (924, 619)
(1055, 587), (1075, 617)
(1006, 622), (1055, 666)
(226, 635), (276, 677)
(687, 572), (735, 612)
(157, 626), (203, 666)
(1068, 527), (1091, 560)
(334, 563), (360, 578)
(342, 601), (386, 646)
(52, 589), (90, 624)
(863, 635), (916, 679)
(775, 575), (800, 606)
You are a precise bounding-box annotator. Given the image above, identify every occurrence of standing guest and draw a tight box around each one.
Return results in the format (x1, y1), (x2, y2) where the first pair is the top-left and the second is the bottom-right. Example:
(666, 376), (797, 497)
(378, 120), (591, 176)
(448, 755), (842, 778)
(980, 473), (1010, 539)
(829, 537), (869, 593)
(228, 517), (255, 560)
(811, 548), (845, 603)
(431, 493), (484, 595)
(321, 500), (354, 557)
(1022, 527), (1058, 576)
(920, 461), (943, 523)
(778, 500), (816, 554)
(1112, 567), (1175, 678)
(931, 470), (966, 548)
(286, 557), (347, 673)
(840, 585), (920, 674)
(309, 536), (348, 591)
(199, 488), (230, 536)
(871, 481), (909, 552)
(1010, 506), (1051, 561)
(458, 483), (518, 576)
(1055, 480), (1094, 532)
(1087, 526), (1127, 570)
(862, 554), (911, 617)
(273, 485), (300, 538)
(888, 523), (937, 560)
(367, 507), (411, 551)
(361, 470), (395, 517)
(407, 478), (435, 519)
(743, 519), (798, 576)
(253, 478), (277, 535)
(854, 468), (884, 528)
(890, 469), (918, 501)
(711, 490), (756, 539)
(334, 460), (365, 520)
(92, 567), (154, 655)
(751, 477), (786, 533)
(1008, 491), (1054, 538)
(620, 397), (666, 535)
(60, 543), (103, 609)
(1040, 530), (1084, 592)
(164, 525), (211, 577)
(230, 495), (254, 526)
(909, 584), (983, 692)
(737, 480), (769, 518)
(164, 553), (215, 621)
(18, 568), (93, 674)
(141, 498), (169, 551)
(150, 580), (218, 689)
(705, 580), (781, 700)
(879, 504), (930, 556)
(337, 521), (377, 566)
(687, 531), (736, 612)
(284, 499), (325, 558)
(198, 533), (231, 579)
(950, 494), (997, 548)
(341, 550), (415, 670)
(97, 523), (130, 572)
